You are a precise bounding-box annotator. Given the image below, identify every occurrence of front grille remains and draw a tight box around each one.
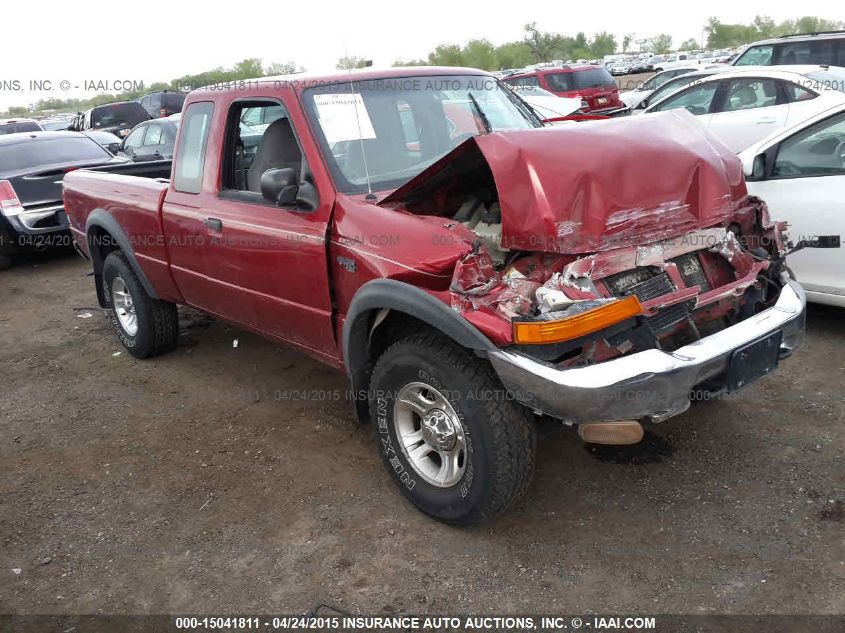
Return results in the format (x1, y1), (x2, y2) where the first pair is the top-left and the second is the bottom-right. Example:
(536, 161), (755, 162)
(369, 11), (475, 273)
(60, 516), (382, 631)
(606, 269), (691, 335)
(672, 252), (711, 292)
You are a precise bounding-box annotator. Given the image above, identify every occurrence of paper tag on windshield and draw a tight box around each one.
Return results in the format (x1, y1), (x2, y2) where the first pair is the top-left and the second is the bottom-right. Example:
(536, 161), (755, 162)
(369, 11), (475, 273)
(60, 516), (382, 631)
(314, 93), (376, 145)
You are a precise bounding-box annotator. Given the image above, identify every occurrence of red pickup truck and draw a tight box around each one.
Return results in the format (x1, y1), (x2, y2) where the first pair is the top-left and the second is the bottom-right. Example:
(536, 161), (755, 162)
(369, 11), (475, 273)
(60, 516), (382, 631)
(64, 67), (807, 525)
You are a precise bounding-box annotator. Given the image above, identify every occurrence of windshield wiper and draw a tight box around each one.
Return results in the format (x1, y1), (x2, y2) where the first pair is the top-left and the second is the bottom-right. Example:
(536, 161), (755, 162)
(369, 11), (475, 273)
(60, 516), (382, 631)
(467, 92), (492, 134)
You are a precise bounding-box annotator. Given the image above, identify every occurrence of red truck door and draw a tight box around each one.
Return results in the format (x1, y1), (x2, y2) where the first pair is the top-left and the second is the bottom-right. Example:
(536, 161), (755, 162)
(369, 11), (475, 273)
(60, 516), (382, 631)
(161, 97), (338, 364)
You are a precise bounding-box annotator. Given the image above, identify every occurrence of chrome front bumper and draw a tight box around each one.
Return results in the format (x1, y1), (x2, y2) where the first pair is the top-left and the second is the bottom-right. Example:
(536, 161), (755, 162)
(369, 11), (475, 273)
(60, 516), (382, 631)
(489, 280), (806, 424)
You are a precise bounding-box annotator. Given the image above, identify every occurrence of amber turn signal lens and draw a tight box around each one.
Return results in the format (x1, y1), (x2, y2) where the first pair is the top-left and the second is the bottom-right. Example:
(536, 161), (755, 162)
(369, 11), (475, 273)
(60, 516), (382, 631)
(512, 295), (643, 345)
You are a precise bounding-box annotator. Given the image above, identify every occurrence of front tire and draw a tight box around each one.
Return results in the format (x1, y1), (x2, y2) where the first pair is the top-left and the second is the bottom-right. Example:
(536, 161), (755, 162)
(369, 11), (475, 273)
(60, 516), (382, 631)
(369, 333), (536, 525)
(102, 251), (178, 359)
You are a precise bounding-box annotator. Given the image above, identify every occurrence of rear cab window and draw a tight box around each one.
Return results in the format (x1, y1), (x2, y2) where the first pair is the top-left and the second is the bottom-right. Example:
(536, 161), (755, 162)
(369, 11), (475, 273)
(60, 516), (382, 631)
(173, 102), (213, 194)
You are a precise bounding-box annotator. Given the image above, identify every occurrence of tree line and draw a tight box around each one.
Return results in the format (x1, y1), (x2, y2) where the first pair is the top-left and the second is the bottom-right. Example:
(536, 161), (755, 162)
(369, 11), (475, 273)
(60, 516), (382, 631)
(390, 15), (843, 71)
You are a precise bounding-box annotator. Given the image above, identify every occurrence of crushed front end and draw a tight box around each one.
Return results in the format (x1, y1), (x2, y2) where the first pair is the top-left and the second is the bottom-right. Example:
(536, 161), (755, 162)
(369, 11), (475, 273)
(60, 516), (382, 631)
(378, 112), (807, 425)
(447, 197), (805, 424)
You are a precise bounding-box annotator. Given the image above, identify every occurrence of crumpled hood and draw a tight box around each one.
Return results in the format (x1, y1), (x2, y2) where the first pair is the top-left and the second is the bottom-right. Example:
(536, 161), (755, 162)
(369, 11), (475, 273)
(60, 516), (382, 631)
(380, 110), (747, 254)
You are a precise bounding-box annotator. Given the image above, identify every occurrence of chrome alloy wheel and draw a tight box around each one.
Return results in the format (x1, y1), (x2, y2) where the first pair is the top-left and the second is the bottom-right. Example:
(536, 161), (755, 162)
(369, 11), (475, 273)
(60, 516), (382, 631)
(393, 382), (467, 488)
(110, 276), (138, 336)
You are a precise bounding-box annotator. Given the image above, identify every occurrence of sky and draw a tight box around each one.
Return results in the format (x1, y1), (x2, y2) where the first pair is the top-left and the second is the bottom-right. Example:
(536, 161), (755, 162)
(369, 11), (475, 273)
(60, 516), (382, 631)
(1, 0), (841, 111)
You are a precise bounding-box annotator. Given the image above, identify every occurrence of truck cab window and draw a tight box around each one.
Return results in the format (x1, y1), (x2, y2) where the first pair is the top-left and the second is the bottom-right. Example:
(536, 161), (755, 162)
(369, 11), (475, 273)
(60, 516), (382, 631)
(222, 101), (316, 209)
(173, 101), (213, 194)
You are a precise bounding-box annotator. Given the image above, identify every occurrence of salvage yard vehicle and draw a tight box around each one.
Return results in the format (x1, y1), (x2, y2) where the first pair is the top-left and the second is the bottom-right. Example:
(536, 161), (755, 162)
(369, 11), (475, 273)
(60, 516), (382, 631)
(619, 66), (702, 109)
(0, 131), (130, 269)
(64, 67), (809, 525)
(504, 65), (623, 113)
(117, 118), (177, 161)
(740, 102), (845, 307)
(71, 101), (151, 138)
(136, 90), (187, 119)
(732, 31), (845, 67)
(652, 53), (692, 72)
(630, 68), (730, 112)
(642, 67), (845, 152)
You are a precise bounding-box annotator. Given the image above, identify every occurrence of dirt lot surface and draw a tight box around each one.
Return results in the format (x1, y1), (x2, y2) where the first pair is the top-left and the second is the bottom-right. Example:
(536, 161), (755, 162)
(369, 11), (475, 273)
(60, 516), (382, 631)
(615, 71), (654, 92)
(1, 251), (843, 615)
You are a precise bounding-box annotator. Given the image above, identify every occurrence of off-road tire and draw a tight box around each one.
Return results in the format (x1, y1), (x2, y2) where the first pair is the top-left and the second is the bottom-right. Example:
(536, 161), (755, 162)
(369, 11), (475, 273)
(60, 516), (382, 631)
(369, 333), (536, 525)
(102, 251), (178, 359)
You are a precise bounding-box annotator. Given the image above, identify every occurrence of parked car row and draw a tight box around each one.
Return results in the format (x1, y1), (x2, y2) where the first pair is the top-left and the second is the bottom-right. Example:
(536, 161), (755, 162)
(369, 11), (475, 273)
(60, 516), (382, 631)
(632, 66), (845, 151)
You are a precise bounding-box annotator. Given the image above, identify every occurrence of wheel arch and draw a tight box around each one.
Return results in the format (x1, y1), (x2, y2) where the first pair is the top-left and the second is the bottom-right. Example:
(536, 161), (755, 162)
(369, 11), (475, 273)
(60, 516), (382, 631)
(86, 209), (158, 307)
(342, 279), (496, 422)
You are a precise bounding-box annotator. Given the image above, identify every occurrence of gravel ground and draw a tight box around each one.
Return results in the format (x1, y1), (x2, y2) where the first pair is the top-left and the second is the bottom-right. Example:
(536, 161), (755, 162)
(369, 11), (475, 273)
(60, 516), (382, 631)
(1, 251), (843, 615)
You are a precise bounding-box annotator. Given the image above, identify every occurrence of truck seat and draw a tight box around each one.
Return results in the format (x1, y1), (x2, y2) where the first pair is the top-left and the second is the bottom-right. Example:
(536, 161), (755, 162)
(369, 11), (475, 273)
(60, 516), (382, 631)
(247, 118), (302, 193)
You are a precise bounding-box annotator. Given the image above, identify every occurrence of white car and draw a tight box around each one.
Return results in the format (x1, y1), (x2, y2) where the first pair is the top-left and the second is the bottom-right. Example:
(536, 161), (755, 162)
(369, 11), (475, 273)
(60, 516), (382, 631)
(642, 66), (845, 152)
(510, 86), (584, 121)
(739, 102), (845, 307)
(619, 66), (703, 109)
(652, 53), (694, 72)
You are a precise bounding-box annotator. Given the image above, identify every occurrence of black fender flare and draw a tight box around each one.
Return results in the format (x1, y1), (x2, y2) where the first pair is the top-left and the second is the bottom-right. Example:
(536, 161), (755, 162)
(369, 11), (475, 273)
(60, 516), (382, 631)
(86, 209), (159, 304)
(343, 279), (495, 417)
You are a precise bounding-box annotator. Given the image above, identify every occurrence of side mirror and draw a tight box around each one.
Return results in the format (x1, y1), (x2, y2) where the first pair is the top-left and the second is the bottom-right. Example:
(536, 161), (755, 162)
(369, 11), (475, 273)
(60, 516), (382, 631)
(108, 142), (121, 154)
(746, 145), (778, 181)
(260, 167), (299, 206)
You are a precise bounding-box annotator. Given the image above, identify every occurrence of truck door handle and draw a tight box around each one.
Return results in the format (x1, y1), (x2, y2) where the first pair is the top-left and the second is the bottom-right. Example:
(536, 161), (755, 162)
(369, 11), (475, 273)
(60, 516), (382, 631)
(203, 217), (223, 231)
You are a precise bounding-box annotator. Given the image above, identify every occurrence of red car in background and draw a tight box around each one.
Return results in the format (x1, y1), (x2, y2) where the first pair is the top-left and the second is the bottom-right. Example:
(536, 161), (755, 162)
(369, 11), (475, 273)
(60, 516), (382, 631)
(504, 65), (623, 113)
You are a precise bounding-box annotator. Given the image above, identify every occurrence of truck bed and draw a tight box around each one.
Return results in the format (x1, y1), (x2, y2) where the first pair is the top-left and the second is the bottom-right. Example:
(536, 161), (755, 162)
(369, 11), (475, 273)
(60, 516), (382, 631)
(63, 163), (176, 301)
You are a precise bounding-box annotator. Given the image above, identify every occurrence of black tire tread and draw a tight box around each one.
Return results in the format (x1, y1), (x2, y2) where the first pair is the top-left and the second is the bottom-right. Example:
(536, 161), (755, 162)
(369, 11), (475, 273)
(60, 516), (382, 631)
(103, 251), (178, 358)
(370, 332), (536, 524)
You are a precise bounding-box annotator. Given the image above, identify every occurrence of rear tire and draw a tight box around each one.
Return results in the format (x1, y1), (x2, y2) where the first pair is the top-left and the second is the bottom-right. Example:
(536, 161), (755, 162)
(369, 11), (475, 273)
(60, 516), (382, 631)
(102, 251), (178, 359)
(369, 333), (536, 525)
(0, 254), (11, 271)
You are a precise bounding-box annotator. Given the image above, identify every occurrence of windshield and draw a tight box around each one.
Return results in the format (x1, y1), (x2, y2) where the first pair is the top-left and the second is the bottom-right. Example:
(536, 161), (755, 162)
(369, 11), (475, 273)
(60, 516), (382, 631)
(91, 103), (149, 128)
(642, 68), (692, 91)
(0, 136), (111, 172)
(302, 74), (538, 194)
(646, 74), (712, 106)
(804, 68), (845, 93)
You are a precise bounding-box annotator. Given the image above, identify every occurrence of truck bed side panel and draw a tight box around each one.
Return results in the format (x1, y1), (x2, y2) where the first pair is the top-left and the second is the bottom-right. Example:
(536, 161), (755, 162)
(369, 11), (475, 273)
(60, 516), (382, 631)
(64, 170), (183, 302)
